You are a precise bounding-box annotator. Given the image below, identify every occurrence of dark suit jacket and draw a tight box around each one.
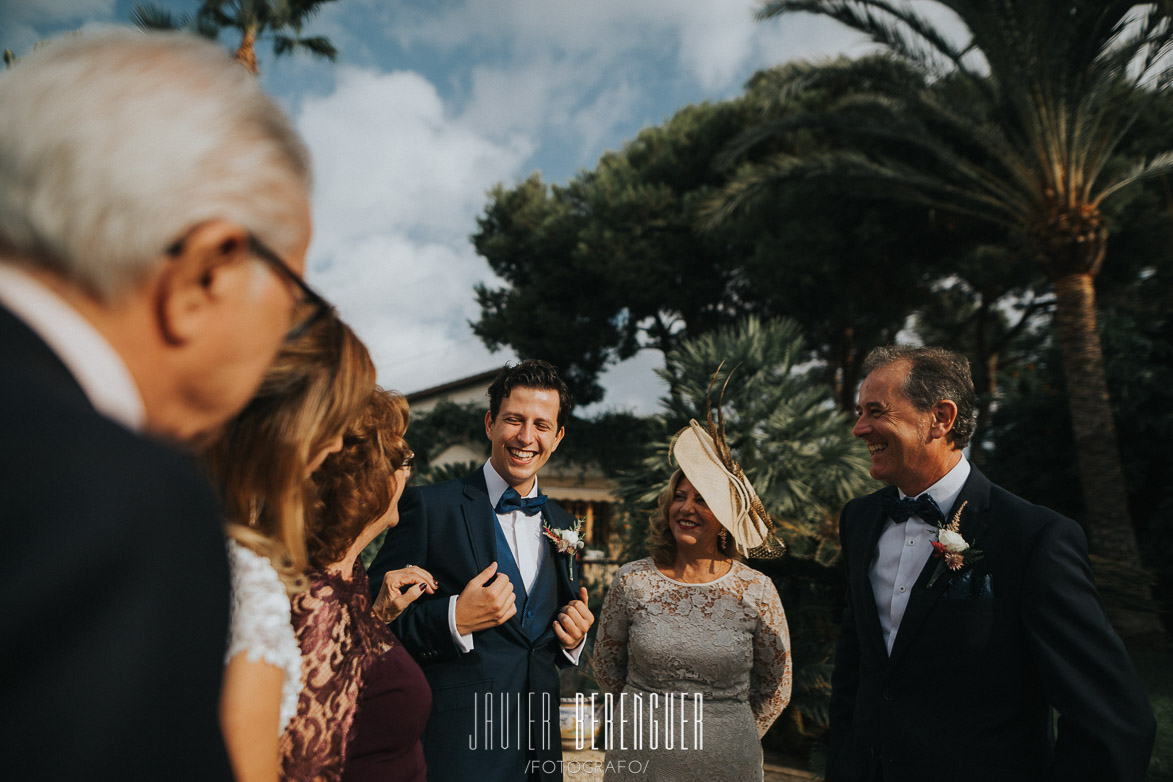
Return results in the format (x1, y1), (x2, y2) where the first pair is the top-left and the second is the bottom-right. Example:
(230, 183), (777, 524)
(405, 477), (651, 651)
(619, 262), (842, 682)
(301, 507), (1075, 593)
(828, 464), (1155, 782)
(0, 305), (233, 780)
(367, 469), (580, 782)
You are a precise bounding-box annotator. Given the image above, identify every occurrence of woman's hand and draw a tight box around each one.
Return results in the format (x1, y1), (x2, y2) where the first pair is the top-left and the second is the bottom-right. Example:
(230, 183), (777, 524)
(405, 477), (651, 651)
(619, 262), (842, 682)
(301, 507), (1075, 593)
(372, 566), (438, 624)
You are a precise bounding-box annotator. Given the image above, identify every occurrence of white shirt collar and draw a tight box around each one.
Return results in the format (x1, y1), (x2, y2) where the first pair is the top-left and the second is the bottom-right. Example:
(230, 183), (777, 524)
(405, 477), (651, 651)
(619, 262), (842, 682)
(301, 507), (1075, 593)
(0, 263), (146, 431)
(482, 459), (539, 508)
(899, 455), (971, 519)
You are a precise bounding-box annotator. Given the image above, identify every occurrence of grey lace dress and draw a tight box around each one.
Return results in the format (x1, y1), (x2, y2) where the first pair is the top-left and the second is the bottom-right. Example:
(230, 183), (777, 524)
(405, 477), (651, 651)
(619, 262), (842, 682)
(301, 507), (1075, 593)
(593, 558), (792, 782)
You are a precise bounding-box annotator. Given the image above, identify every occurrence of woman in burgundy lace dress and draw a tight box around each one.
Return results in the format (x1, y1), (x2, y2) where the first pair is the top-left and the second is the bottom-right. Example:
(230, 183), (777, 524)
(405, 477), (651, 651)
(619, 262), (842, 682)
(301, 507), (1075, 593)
(280, 388), (435, 782)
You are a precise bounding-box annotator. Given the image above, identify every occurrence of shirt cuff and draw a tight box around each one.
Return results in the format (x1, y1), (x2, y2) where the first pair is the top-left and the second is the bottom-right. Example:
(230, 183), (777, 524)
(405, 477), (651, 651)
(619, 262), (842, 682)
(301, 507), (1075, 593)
(448, 595), (474, 653)
(562, 636), (585, 665)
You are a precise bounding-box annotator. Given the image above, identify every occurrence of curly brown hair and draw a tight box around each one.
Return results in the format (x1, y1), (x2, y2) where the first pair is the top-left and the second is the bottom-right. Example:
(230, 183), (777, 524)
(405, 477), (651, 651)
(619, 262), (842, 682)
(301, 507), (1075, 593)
(645, 469), (740, 567)
(308, 388), (410, 568)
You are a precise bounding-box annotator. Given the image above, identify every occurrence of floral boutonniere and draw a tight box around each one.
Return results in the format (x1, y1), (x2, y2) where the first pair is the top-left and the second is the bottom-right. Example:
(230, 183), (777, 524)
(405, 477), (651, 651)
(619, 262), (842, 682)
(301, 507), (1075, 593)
(927, 500), (983, 588)
(543, 518), (586, 579)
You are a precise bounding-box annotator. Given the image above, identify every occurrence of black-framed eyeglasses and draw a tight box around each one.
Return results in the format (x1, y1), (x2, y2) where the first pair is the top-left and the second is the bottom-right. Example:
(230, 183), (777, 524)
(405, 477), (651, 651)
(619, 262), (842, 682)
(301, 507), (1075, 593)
(165, 230), (332, 342)
(246, 233), (332, 341)
(401, 450), (415, 470)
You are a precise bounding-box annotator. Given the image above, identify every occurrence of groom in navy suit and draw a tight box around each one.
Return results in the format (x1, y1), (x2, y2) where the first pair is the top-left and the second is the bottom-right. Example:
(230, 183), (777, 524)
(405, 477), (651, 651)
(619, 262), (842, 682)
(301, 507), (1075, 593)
(828, 345), (1154, 782)
(369, 360), (593, 782)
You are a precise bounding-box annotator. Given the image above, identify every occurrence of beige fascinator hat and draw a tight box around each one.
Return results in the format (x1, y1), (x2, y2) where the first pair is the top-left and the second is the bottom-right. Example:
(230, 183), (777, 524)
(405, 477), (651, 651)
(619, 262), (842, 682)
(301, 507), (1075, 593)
(669, 371), (786, 559)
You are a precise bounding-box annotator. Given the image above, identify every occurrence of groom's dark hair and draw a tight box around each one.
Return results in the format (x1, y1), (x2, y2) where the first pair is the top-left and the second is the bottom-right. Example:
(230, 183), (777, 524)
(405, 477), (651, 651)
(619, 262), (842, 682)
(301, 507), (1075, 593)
(862, 345), (977, 449)
(487, 359), (573, 430)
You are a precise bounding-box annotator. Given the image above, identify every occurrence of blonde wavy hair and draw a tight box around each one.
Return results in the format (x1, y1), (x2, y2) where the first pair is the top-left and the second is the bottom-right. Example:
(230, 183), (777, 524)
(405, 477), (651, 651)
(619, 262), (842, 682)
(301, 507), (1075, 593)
(203, 312), (375, 591)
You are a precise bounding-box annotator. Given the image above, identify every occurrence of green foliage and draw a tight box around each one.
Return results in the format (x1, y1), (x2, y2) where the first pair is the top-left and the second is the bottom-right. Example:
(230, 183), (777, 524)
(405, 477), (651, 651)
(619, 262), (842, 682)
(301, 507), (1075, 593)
(472, 57), (999, 412)
(609, 315), (875, 757)
(133, 0), (338, 73)
(732, 0), (1173, 585)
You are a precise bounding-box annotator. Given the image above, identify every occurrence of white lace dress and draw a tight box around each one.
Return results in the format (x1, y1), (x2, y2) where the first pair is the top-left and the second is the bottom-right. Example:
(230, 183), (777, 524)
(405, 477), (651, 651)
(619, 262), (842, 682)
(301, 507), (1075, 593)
(593, 558), (792, 782)
(225, 540), (301, 732)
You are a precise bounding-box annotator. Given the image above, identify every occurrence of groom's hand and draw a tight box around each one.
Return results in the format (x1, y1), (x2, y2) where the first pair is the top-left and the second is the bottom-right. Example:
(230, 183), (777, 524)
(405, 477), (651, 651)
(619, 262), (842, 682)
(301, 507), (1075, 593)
(554, 587), (593, 649)
(455, 562), (517, 635)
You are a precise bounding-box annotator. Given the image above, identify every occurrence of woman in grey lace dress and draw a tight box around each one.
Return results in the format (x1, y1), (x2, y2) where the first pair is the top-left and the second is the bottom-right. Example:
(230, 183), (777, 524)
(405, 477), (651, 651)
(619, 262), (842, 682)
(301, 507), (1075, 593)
(594, 415), (792, 782)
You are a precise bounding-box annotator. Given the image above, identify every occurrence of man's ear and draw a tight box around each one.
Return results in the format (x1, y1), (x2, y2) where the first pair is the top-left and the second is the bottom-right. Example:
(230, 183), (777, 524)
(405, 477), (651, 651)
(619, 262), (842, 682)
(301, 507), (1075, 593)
(550, 426), (565, 452)
(928, 399), (959, 442)
(484, 410), (495, 439)
(157, 220), (251, 345)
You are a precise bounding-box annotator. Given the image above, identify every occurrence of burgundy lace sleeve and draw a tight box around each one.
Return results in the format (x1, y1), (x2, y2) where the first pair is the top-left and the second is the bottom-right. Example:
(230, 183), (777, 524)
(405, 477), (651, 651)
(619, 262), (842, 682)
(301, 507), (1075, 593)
(279, 572), (365, 782)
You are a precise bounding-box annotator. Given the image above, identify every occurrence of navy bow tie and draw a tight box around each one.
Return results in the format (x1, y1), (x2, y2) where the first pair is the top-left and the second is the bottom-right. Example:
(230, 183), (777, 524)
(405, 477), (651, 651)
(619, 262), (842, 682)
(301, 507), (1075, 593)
(881, 493), (944, 526)
(494, 487), (548, 516)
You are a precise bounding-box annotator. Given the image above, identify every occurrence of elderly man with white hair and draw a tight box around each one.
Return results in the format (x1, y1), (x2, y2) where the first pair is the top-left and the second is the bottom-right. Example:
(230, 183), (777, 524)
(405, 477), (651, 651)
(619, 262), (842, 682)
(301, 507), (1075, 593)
(0, 30), (326, 780)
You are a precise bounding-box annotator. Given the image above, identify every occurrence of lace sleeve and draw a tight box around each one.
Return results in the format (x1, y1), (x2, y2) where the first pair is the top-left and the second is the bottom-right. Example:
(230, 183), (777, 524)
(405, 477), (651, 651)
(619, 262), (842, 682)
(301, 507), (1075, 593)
(280, 578), (363, 782)
(592, 566), (631, 696)
(225, 541), (301, 731)
(748, 573), (792, 738)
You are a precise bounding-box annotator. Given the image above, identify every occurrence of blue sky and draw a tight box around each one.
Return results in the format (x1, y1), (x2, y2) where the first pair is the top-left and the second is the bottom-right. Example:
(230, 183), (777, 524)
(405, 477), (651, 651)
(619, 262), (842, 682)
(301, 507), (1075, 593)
(1, 0), (872, 413)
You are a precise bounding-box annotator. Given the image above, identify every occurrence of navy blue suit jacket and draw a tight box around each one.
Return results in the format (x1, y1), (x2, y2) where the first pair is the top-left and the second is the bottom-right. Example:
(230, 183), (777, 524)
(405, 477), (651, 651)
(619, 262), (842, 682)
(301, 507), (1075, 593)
(0, 304), (233, 780)
(828, 464), (1155, 782)
(368, 469), (580, 782)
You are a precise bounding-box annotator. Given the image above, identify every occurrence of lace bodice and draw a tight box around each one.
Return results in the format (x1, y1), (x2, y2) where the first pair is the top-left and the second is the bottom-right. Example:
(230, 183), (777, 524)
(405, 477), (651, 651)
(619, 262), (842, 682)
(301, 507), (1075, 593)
(594, 558), (792, 738)
(225, 540), (301, 733)
(280, 562), (400, 782)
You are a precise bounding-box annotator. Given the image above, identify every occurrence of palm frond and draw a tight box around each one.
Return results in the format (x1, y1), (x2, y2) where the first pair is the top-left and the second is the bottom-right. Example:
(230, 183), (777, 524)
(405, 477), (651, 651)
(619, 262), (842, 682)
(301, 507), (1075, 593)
(1096, 151), (1173, 203)
(130, 2), (181, 30)
(273, 35), (338, 60)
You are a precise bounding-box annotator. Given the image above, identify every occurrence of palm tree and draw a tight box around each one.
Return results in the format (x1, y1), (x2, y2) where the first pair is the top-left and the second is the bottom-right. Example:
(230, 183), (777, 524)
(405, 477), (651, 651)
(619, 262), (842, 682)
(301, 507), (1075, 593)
(612, 316), (875, 763)
(132, 0), (338, 75)
(713, 1), (1173, 611)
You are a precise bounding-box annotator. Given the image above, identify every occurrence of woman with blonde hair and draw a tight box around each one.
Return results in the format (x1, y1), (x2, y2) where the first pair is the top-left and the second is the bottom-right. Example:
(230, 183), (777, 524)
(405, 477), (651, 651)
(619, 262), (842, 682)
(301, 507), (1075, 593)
(203, 312), (376, 782)
(594, 400), (792, 782)
(280, 387), (435, 782)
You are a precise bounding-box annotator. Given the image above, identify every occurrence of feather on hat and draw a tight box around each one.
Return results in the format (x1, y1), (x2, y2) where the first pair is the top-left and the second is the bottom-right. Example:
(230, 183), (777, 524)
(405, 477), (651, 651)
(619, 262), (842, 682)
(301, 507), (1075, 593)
(669, 366), (785, 558)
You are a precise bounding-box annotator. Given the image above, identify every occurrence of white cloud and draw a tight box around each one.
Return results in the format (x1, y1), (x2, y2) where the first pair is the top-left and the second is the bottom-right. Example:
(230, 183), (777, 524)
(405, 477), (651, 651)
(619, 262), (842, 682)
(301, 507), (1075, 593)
(310, 232), (505, 393)
(295, 65), (531, 393)
(297, 65), (532, 251)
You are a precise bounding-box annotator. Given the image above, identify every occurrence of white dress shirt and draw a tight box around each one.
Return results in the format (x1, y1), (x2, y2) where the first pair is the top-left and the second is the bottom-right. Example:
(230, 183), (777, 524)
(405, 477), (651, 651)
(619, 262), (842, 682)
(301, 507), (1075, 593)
(448, 460), (584, 662)
(0, 263), (145, 431)
(869, 456), (971, 654)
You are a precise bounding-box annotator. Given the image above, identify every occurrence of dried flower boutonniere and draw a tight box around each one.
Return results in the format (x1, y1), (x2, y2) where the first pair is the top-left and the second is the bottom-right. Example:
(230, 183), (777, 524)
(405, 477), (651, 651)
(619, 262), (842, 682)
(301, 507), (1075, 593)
(543, 518), (586, 579)
(927, 500), (983, 588)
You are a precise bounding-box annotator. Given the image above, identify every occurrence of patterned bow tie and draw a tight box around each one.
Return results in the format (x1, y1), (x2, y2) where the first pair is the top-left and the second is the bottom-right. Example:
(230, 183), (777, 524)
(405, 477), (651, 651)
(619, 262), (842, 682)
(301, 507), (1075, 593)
(880, 493), (944, 526)
(494, 487), (548, 516)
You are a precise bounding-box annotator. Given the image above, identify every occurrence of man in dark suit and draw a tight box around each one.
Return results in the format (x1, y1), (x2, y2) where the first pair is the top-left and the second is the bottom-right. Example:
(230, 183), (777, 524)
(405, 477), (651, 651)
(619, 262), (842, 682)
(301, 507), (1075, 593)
(0, 31), (320, 780)
(369, 360), (594, 782)
(828, 345), (1155, 782)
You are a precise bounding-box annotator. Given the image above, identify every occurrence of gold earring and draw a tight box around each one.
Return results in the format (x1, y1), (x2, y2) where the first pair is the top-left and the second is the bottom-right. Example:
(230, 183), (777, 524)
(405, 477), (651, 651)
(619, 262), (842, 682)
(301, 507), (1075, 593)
(718, 528), (729, 549)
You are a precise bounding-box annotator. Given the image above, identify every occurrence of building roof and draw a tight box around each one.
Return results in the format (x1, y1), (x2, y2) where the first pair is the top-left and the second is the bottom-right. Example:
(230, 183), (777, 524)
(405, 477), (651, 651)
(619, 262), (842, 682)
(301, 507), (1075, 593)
(406, 369), (499, 404)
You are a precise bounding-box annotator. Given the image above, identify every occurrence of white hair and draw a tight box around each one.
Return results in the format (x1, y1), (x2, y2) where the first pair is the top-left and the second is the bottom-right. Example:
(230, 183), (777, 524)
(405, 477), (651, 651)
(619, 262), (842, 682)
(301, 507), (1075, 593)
(0, 29), (312, 301)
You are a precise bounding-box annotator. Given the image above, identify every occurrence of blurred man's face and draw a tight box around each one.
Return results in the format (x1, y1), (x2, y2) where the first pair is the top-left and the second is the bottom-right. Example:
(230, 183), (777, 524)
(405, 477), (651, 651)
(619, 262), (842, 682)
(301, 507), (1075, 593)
(170, 194), (314, 443)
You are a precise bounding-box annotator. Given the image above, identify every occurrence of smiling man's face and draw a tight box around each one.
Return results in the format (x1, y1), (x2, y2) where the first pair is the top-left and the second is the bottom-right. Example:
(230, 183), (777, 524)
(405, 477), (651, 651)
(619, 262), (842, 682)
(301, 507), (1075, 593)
(485, 386), (564, 494)
(852, 360), (941, 496)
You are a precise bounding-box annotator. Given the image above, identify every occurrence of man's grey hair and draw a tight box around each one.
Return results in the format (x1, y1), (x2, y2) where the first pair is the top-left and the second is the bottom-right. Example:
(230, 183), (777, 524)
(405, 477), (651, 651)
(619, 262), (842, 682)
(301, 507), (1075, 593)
(0, 29), (312, 302)
(861, 345), (978, 449)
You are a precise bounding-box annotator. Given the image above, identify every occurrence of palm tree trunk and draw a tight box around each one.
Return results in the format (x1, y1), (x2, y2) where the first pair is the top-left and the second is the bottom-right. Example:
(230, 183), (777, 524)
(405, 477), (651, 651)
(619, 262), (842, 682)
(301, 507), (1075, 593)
(235, 27), (259, 75)
(1051, 273), (1137, 561)
(1051, 273), (1159, 636)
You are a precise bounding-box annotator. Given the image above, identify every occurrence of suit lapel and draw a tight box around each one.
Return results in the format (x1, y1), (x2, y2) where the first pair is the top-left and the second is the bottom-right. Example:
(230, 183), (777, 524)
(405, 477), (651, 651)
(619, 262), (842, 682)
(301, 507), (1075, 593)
(460, 471), (533, 646)
(857, 490), (895, 661)
(887, 466), (993, 669)
(459, 471), (497, 574)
